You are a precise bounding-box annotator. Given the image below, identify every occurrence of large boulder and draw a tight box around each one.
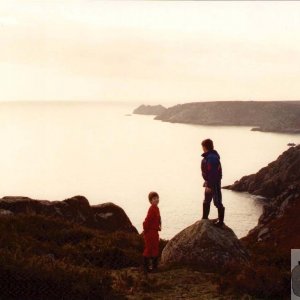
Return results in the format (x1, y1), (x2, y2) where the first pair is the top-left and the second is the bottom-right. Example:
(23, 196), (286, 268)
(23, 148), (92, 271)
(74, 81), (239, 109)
(161, 219), (249, 270)
(91, 202), (137, 233)
(0, 195), (138, 234)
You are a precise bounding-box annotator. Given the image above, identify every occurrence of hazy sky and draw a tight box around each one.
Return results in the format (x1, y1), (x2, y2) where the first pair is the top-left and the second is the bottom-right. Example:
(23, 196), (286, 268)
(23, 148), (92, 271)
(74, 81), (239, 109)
(1, 1), (300, 104)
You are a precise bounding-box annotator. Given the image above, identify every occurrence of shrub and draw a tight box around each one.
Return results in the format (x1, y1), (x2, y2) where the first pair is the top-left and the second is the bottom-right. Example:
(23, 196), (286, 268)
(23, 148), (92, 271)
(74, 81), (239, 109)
(0, 214), (142, 298)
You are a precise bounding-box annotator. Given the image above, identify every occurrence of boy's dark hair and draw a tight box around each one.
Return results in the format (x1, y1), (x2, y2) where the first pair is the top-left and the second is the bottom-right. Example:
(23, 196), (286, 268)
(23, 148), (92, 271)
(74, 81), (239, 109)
(148, 191), (159, 203)
(202, 139), (214, 151)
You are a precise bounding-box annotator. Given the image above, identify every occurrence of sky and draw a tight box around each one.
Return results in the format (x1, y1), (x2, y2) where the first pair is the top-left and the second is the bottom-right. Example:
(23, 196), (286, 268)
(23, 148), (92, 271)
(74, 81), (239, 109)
(1, 1), (300, 104)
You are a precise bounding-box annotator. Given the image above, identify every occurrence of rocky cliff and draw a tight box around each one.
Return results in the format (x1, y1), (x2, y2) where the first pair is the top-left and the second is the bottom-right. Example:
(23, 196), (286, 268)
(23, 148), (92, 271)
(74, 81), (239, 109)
(0, 195), (138, 234)
(208, 145), (300, 299)
(134, 101), (300, 133)
(225, 144), (300, 250)
(224, 144), (300, 198)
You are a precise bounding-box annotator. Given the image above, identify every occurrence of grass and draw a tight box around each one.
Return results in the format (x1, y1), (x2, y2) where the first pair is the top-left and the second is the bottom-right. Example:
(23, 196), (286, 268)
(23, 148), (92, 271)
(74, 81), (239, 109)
(0, 212), (290, 299)
(0, 213), (144, 299)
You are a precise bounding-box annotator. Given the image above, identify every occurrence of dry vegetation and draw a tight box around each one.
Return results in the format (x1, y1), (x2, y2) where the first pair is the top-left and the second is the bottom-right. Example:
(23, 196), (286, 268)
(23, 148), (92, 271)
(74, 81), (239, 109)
(0, 212), (292, 299)
(0, 213), (143, 299)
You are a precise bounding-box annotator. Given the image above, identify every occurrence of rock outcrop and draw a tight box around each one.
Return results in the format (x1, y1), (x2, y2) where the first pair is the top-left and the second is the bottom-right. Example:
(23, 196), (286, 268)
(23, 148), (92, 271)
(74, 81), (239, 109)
(161, 219), (249, 270)
(225, 145), (300, 250)
(133, 104), (167, 115)
(149, 101), (300, 134)
(0, 195), (138, 234)
(224, 144), (300, 198)
(92, 202), (137, 232)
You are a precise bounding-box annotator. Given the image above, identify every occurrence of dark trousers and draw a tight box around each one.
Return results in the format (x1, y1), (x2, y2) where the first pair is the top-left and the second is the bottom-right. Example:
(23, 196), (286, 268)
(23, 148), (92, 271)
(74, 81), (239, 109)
(203, 181), (224, 208)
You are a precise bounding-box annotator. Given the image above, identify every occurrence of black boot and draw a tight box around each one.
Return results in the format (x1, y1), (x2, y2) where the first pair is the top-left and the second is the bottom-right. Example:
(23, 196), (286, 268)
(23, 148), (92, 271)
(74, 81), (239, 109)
(143, 257), (150, 274)
(214, 206), (225, 227)
(202, 203), (210, 219)
(152, 256), (159, 272)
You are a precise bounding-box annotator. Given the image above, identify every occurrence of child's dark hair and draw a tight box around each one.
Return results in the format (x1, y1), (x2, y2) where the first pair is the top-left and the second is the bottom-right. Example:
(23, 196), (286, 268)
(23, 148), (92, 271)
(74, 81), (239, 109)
(201, 139), (214, 151)
(148, 191), (159, 203)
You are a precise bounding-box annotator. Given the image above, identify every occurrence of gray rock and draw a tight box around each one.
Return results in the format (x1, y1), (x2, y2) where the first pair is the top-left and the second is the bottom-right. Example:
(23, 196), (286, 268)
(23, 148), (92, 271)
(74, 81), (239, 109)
(0, 209), (13, 215)
(226, 145), (300, 248)
(277, 197), (292, 218)
(226, 145), (300, 199)
(257, 227), (270, 242)
(92, 202), (137, 233)
(161, 219), (249, 270)
(0, 195), (138, 234)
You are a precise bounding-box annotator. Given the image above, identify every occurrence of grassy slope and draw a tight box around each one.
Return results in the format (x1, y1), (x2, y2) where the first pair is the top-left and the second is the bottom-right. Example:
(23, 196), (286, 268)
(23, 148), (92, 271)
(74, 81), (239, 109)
(0, 213), (248, 299)
(1, 209), (291, 299)
(0, 213), (143, 299)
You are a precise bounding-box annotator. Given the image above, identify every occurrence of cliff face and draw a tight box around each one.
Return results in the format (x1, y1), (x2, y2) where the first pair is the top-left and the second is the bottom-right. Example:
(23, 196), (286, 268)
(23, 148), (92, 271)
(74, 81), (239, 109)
(133, 104), (167, 115)
(215, 145), (300, 299)
(224, 144), (300, 198)
(225, 145), (300, 250)
(0, 195), (138, 234)
(149, 101), (300, 133)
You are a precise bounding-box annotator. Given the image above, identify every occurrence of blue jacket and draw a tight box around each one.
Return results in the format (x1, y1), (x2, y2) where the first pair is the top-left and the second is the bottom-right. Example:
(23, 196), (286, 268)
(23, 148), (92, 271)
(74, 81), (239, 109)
(201, 150), (222, 188)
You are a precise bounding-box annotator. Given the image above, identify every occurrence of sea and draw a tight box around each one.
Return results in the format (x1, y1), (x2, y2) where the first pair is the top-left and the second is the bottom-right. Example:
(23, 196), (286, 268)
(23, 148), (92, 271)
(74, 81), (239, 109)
(1, 101), (299, 239)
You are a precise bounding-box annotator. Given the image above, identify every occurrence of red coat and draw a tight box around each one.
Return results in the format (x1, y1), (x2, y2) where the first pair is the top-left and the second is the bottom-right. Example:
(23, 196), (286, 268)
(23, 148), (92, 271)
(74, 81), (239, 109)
(143, 204), (161, 231)
(143, 204), (161, 257)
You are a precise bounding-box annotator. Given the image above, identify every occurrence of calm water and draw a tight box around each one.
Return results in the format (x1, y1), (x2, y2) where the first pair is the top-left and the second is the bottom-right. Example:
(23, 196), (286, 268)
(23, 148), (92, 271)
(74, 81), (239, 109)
(1, 101), (299, 239)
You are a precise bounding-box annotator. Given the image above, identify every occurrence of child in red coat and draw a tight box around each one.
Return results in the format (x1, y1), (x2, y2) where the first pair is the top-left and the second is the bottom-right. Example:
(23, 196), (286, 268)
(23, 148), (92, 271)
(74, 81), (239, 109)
(142, 191), (161, 273)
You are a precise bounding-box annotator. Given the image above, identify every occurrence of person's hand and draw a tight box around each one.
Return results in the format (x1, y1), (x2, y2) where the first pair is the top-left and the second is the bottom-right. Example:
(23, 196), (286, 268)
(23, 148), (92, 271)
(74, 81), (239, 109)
(205, 187), (212, 193)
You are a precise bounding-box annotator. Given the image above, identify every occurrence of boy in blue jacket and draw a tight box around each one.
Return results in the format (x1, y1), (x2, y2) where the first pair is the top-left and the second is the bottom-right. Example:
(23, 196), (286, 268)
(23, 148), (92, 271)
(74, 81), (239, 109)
(201, 138), (225, 226)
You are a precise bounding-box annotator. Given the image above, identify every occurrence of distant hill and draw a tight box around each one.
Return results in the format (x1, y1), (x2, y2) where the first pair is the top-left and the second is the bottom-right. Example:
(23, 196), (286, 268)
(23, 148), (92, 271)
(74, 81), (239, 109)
(134, 101), (300, 133)
(133, 104), (167, 115)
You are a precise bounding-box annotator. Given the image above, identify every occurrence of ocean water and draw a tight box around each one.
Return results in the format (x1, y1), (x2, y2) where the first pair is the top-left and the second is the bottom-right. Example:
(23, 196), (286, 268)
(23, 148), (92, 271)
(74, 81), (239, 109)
(1, 101), (299, 239)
